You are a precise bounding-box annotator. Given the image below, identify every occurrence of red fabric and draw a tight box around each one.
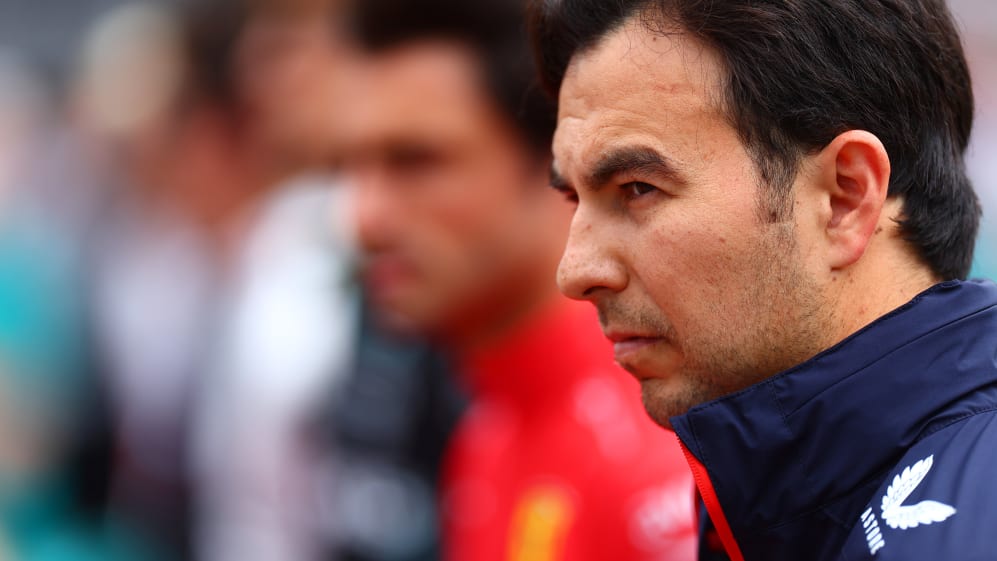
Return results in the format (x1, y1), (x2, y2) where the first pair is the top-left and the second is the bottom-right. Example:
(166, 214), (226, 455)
(442, 298), (697, 561)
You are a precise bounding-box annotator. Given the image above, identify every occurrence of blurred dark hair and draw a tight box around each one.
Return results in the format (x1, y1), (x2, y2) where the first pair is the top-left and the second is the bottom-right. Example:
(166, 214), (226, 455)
(346, 0), (557, 159)
(529, 0), (980, 280)
(174, 0), (251, 121)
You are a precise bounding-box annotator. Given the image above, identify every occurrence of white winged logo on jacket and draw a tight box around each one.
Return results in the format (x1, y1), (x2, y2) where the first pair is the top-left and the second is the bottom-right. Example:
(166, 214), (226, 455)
(880, 455), (957, 530)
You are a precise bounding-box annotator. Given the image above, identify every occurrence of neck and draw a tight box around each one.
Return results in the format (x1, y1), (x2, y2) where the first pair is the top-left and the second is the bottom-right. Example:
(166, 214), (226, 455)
(443, 279), (564, 358)
(454, 295), (611, 408)
(827, 210), (940, 345)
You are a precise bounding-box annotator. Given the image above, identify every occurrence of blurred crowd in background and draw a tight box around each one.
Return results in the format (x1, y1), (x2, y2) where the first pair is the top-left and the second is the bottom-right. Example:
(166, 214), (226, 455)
(0, 1), (454, 560)
(0, 0), (992, 560)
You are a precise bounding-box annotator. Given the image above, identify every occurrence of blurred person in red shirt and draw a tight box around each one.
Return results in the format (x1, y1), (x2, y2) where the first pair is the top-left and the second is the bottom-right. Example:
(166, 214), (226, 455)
(335, 1), (697, 559)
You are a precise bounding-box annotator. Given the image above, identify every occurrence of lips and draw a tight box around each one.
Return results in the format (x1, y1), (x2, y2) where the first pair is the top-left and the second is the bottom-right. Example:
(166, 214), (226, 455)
(605, 332), (665, 362)
(363, 256), (418, 300)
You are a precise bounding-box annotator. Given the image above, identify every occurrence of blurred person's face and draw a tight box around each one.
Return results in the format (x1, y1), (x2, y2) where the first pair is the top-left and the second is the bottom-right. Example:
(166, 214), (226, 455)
(238, 13), (350, 172)
(339, 42), (571, 344)
(553, 22), (832, 428)
(0, 57), (46, 202)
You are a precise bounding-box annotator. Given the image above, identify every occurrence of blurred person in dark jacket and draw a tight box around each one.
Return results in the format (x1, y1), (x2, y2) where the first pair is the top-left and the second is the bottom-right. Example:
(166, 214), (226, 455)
(74, 1), (356, 559)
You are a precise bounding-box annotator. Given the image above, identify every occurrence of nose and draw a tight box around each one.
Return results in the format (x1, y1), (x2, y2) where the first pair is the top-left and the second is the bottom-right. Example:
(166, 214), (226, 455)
(556, 210), (627, 301)
(350, 166), (397, 252)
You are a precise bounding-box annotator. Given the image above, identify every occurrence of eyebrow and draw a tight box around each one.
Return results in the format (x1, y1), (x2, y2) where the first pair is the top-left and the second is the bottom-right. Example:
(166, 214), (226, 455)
(549, 145), (684, 193)
(589, 145), (683, 188)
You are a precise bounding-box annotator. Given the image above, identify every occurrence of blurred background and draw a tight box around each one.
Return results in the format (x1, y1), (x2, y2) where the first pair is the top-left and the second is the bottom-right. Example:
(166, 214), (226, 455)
(0, 0), (992, 560)
(0, 1), (464, 560)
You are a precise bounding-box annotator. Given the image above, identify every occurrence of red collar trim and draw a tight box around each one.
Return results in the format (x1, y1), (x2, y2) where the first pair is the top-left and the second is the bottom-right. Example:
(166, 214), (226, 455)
(679, 435), (746, 561)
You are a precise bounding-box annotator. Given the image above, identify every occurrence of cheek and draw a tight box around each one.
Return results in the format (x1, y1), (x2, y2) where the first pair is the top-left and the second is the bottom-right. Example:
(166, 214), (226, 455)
(633, 213), (765, 319)
(410, 186), (515, 286)
(633, 217), (729, 277)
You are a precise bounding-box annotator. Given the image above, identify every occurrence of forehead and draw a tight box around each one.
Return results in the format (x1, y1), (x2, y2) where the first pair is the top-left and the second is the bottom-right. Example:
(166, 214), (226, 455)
(339, 41), (495, 143)
(552, 19), (725, 179)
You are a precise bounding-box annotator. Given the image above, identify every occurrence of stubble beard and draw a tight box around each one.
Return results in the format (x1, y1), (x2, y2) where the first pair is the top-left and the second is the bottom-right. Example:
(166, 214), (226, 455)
(640, 223), (832, 429)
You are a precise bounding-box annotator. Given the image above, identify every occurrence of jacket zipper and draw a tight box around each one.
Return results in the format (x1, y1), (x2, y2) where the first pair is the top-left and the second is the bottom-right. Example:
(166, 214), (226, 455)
(678, 433), (746, 561)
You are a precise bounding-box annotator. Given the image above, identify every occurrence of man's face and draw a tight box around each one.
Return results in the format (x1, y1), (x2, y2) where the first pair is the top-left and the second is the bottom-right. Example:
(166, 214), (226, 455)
(552, 21), (831, 428)
(237, 13), (350, 170)
(340, 42), (569, 340)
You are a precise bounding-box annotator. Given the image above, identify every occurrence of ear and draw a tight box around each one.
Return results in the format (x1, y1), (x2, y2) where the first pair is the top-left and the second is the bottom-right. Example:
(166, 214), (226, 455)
(815, 130), (891, 270)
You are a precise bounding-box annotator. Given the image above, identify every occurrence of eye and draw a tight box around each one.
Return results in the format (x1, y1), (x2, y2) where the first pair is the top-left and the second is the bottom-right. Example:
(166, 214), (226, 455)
(550, 183), (579, 204)
(622, 181), (657, 198)
(386, 144), (446, 175)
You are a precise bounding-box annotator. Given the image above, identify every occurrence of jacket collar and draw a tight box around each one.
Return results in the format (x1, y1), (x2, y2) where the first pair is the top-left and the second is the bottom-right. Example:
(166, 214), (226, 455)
(671, 280), (997, 560)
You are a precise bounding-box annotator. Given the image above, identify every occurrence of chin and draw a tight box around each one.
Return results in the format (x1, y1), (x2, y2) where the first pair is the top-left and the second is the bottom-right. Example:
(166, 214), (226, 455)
(374, 304), (464, 349)
(639, 382), (676, 430)
(370, 304), (428, 336)
(639, 378), (701, 431)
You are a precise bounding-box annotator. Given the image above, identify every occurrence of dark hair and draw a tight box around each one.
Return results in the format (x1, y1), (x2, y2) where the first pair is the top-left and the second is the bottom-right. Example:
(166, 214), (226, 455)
(530, 0), (980, 280)
(345, 0), (557, 159)
(171, 0), (252, 124)
(176, 0), (329, 130)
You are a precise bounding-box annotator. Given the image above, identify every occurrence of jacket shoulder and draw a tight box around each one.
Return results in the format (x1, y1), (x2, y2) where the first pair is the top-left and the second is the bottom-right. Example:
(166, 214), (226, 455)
(838, 410), (997, 561)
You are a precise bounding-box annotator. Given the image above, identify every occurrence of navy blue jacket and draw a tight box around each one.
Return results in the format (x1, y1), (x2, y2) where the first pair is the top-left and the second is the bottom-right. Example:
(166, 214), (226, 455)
(671, 280), (997, 561)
